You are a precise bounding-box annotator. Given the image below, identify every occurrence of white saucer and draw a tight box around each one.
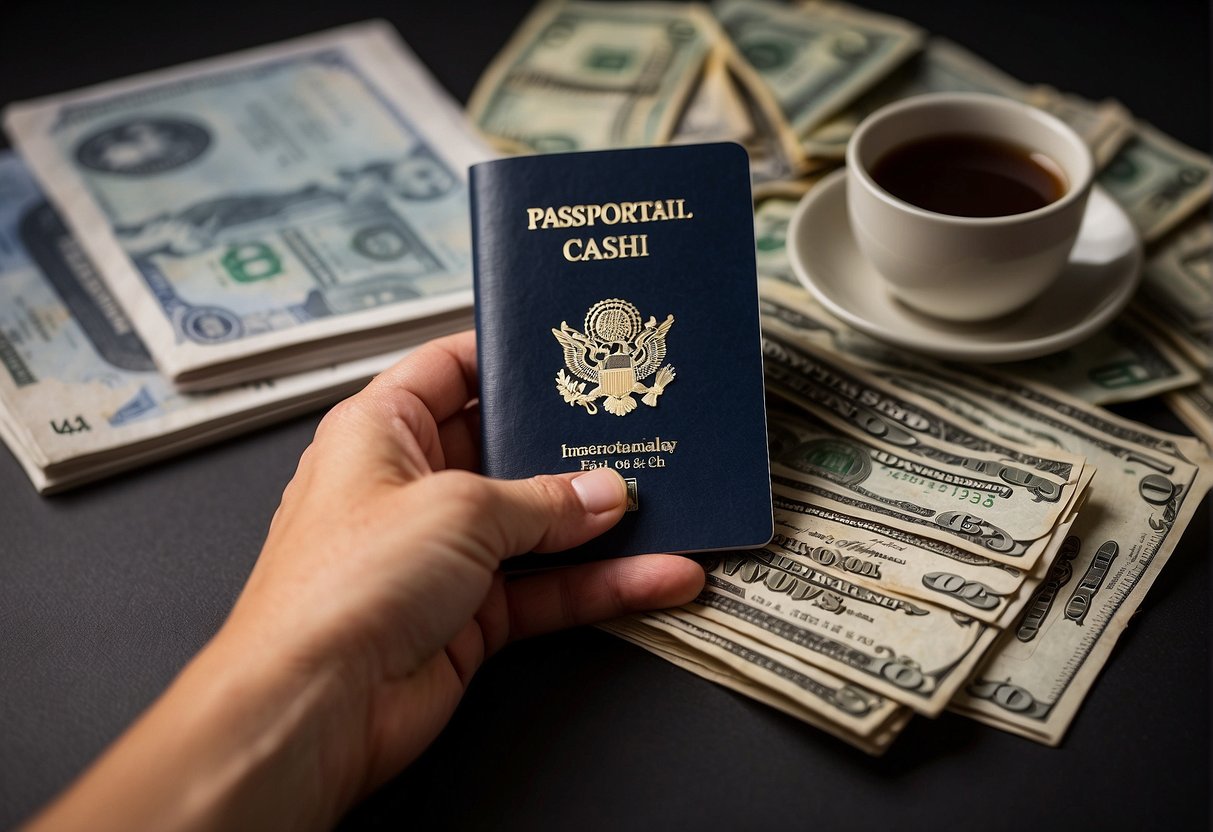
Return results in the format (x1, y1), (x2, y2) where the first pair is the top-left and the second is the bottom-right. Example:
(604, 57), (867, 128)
(787, 169), (1143, 362)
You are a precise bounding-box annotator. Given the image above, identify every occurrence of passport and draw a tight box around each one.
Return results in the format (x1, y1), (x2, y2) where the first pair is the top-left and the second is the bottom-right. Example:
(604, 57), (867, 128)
(471, 143), (772, 565)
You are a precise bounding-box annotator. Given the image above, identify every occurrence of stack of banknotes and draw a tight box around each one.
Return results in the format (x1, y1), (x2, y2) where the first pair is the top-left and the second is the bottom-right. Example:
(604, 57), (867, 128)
(469, 0), (1213, 751)
(0, 0), (1209, 752)
(0, 22), (491, 491)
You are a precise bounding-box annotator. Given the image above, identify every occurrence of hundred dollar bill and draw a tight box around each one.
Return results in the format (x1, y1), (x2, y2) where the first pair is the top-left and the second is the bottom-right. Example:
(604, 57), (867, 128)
(1026, 86), (1133, 170)
(1098, 121), (1212, 243)
(767, 399), (1090, 569)
(602, 611), (911, 754)
(720, 48), (802, 183)
(670, 48), (753, 145)
(0, 151), (417, 493)
(762, 293), (1213, 741)
(715, 0), (923, 168)
(1166, 376), (1213, 451)
(772, 485), (1078, 628)
(802, 38), (1023, 160)
(803, 39), (1131, 167)
(753, 197), (800, 285)
(751, 171), (833, 202)
(766, 400), (1091, 572)
(938, 397), (1213, 743)
(1133, 302), (1212, 373)
(759, 287), (1213, 739)
(1141, 217), (1212, 336)
(468, 1), (717, 153)
(786, 340), (1213, 744)
(760, 324), (1090, 511)
(1135, 216), (1212, 369)
(682, 549), (1000, 715)
(760, 265), (1199, 407)
(5, 22), (488, 391)
(762, 324), (1084, 488)
(997, 313), (1201, 405)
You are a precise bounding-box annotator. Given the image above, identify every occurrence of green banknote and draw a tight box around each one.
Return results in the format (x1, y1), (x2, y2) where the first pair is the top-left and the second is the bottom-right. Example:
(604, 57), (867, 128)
(469, 0), (718, 153)
(715, 0), (922, 166)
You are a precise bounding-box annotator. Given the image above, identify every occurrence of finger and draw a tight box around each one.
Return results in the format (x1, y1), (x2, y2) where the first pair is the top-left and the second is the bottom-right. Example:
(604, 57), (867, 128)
(310, 331), (478, 476)
(423, 466), (629, 562)
(503, 554), (706, 641)
(443, 617), (488, 689)
(435, 404), (481, 472)
(364, 330), (477, 425)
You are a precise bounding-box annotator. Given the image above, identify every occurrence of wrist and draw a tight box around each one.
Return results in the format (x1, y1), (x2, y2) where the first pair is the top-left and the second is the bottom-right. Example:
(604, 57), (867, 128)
(30, 620), (373, 832)
(180, 619), (375, 827)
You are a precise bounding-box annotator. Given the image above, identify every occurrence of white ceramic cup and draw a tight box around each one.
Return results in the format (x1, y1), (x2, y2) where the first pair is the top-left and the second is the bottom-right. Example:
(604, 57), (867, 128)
(846, 92), (1094, 321)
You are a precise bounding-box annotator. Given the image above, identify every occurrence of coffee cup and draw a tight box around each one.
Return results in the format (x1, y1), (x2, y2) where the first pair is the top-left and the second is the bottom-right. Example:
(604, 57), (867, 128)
(846, 92), (1094, 321)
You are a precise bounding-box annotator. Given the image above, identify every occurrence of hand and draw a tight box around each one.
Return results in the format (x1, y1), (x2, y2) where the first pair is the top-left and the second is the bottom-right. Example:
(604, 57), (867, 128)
(229, 330), (706, 810)
(29, 331), (704, 832)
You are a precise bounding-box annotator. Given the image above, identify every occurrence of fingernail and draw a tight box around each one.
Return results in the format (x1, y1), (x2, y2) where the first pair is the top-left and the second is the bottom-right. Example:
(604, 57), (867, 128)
(571, 468), (625, 514)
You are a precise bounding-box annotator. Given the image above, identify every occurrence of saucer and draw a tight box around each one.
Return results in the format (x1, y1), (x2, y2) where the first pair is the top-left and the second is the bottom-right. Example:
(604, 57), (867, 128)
(787, 170), (1143, 362)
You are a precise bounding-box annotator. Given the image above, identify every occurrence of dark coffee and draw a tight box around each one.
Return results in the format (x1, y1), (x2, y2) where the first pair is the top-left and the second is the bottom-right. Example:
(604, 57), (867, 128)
(870, 134), (1067, 217)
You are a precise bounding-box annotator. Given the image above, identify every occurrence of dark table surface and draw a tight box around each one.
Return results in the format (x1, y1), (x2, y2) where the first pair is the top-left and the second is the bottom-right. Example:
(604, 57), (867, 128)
(1, 1), (1209, 829)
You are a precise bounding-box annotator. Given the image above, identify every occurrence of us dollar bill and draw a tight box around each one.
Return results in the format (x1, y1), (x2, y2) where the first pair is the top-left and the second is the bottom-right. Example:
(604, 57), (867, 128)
(683, 549), (1000, 715)
(1025, 86), (1134, 170)
(1140, 217), (1212, 338)
(760, 322), (1090, 506)
(670, 48), (754, 145)
(753, 196), (801, 285)
(802, 38), (1023, 160)
(714, 0), (923, 168)
(803, 38), (1131, 167)
(602, 611), (911, 754)
(1135, 216), (1212, 369)
(1133, 303), (1212, 375)
(783, 333), (1213, 744)
(1166, 376), (1213, 451)
(1098, 120), (1212, 243)
(760, 260), (1201, 407)
(468, 1), (717, 153)
(5, 22), (488, 391)
(0, 151), (415, 493)
(942, 405), (1213, 742)
(764, 295), (1213, 742)
(772, 485), (1079, 628)
(997, 312), (1201, 405)
(767, 398), (1090, 569)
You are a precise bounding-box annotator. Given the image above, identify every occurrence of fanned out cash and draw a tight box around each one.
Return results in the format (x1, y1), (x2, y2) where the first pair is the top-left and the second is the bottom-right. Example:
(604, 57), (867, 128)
(4, 22), (489, 391)
(0, 151), (407, 492)
(758, 297), (1212, 742)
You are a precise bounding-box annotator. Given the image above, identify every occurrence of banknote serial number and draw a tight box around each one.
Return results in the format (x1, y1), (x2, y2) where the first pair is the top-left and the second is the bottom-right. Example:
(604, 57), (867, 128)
(888, 470), (997, 507)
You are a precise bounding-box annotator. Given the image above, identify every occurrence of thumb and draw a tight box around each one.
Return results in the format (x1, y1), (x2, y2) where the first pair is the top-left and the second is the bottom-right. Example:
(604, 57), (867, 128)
(431, 466), (629, 561)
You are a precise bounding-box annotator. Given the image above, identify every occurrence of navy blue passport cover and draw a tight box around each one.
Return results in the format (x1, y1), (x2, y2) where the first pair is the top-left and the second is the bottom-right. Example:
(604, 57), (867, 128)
(471, 143), (772, 566)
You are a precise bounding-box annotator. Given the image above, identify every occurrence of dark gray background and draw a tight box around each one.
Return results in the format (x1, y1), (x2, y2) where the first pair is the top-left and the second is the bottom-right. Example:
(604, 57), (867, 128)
(0, 1), (1209, 829)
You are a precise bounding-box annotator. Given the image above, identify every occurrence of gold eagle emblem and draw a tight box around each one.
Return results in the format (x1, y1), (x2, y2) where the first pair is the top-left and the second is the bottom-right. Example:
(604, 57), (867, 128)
(552, 299), (676, 416)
